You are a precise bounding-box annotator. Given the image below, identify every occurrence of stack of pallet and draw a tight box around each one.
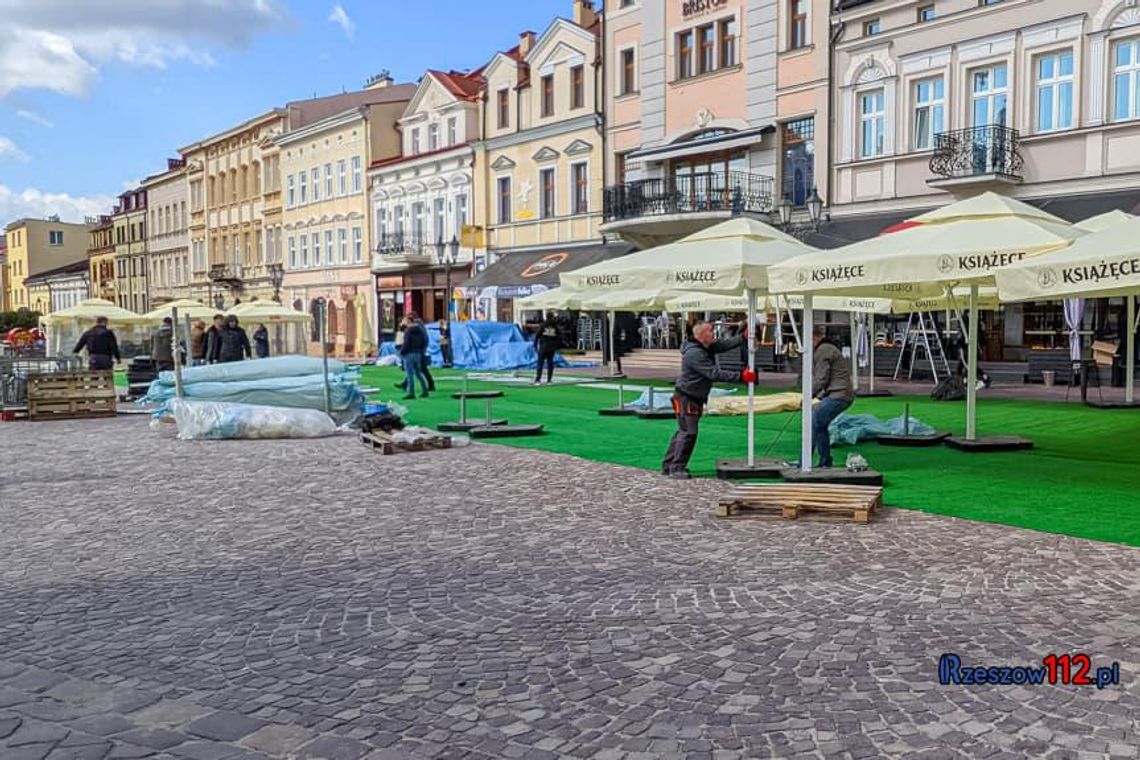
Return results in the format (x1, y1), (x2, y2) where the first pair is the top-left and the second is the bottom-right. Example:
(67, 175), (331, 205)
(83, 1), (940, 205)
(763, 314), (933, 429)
(717, 483), (883, 524)
(27, 371), (117, 421)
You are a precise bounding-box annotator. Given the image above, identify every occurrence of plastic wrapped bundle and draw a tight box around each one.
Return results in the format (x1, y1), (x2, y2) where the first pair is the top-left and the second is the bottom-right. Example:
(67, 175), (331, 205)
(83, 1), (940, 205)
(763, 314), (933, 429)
(152, 355), (349, 387)
(168, 398), (338, 440)
(141, 372), (360, 407)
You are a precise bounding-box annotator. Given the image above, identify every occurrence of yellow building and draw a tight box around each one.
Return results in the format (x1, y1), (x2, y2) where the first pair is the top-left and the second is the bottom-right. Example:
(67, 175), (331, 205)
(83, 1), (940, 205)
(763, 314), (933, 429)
(4, 217), (91, 312)
(87, 215), (116, 302)
(466, 1), (625, 321)
(112, 187), (149, 313)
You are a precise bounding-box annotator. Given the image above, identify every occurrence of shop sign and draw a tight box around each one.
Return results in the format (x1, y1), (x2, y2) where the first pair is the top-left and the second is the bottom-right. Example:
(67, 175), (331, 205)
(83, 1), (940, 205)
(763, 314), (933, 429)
(682, 0), (729, 18)
(520, 253), (569, 279)
(376, 275), (403, 290)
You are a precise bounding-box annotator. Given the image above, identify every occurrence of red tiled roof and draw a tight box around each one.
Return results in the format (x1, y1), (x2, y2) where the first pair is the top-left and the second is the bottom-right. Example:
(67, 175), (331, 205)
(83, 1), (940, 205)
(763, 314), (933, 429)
(428, 70), (483, 102)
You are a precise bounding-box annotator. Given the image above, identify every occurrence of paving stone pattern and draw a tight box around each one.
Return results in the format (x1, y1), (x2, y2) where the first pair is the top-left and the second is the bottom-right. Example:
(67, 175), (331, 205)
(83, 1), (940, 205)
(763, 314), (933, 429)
(0, 417), (1138, 759)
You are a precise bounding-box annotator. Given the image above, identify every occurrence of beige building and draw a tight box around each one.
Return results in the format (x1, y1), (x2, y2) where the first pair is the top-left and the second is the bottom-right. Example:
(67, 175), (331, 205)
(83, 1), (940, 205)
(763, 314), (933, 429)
(23, 260), (89, 315)
(4, 217), (90, 312)
(143, 159), (191, 306)
(465, 2), (627, 322)
(280, 76), (415, 354)
(87, 215), (116, 303)
(112, 187), (149, 313)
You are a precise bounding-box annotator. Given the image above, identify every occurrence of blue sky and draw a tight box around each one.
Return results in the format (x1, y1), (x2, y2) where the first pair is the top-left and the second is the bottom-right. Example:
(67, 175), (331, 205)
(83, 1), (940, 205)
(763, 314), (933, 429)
(0, 0), (568, 223)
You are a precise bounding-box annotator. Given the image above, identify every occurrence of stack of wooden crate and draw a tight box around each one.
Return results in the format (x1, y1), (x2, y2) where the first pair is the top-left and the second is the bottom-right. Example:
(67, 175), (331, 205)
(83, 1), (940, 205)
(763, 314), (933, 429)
(27, 371), (117, 421)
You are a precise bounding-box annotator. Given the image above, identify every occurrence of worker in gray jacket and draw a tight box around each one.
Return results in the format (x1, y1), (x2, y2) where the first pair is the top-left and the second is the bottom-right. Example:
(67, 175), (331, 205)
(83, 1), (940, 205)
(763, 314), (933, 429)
(662, 319), (757, 479)
(810, 325), (854, 468)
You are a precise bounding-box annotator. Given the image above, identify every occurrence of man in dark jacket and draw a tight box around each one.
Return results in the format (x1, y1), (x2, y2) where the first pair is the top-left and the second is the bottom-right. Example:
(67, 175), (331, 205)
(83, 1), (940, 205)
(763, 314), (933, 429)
(203, 314), (225, 364)
(217, 315), (251, 363)
(661, 320), (756, 479)
(73, 316), (121, 371)
(533, 314), (560, 385)
(399, 313), (430, 399)
(811, 326), (855, 468)
(151, 317), (175, 372)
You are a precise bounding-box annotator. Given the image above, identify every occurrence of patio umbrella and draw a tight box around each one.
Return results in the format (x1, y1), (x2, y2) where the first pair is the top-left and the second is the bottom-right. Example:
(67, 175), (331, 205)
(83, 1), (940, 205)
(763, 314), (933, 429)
(1075, 209), (1134, 233)
(769, 191), (1085, 470)
(517, 288), (590, 311)
(994, 214), (1140, 403)
(226, 301), (311, 324)
(40, 297), (149, 327)
(141, 299), (217, 324)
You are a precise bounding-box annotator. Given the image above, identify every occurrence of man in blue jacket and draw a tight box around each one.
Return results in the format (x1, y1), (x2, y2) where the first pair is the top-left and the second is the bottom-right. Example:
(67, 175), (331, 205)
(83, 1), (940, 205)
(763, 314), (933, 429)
(399, 312), (430, 399)
(662, 320), (756, 479)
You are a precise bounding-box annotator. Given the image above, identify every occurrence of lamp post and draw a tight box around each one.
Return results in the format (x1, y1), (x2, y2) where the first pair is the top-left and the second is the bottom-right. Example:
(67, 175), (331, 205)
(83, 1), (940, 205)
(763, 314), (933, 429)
(434, 235), (460, 320)
(268, 262), (284, 304)
(776, 187), (824, 240)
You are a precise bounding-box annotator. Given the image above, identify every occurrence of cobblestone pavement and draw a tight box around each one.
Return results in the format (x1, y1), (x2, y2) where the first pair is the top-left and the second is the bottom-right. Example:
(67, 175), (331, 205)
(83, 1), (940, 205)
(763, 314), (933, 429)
(1, 417), (1139, 760)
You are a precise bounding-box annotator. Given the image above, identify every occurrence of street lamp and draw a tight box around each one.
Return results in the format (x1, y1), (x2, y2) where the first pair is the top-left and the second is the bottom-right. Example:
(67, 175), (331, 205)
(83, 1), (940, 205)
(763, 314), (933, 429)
(268, 262), (284, 303)
(434, 235), (460, 320)
(777, 195), (794, 228)
(806, 186), (824, 227)
(214, 292), (225, 310)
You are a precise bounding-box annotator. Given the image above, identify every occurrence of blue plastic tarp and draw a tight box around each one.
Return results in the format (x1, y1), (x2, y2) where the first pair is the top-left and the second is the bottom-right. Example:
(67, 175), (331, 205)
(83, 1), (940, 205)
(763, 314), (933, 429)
(153, 355), (349, 387)
(829, 413), (935, 446)
(380, 321), (592, 371)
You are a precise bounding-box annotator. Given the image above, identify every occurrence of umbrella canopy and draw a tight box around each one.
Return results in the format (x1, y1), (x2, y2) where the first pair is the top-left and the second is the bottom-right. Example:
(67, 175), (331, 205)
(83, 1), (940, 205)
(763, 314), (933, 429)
(1074, 209), (1135, 233)
(225, 302), (311, 324)
(768, 192), (1082, 297)
(516, 288), (589, 311)
(141, 299), (218, 324)
(559, 217), (816, 296)
(39, 298), (150, 327)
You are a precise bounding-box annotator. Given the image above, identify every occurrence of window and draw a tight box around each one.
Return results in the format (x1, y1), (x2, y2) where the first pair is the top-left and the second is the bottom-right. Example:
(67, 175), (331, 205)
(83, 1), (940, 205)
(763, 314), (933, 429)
(698, 24), (715, 75)
(325, 163), (333, 197)
(394, 204), (404, 236)
(433, 197), (445, 240)
(412, 202), (425, 240)
(311, 167), (321, 201)
(620, 49), (636, 95)
(455, 194), (468, 234)
(353, 227), (362, 263)
(863, 19), (881, 36)
(570, 65), (584, 109)
(972, 63), (1008, 127)
(497, 89), (510, 129)
(497, 176), (511, 223)
(299, 171), (308, 204)
(337, 160), (347, 194)
(300, 234), (309, 267)
(918, 4), (935, 21)
(287, 175), (295, 207)
(312, 232), (322, 265)
(352, 157), (362, 192)
(719, 18), (738, 68)
(860, 90), (886, 158)
(429, 124), (439, 151)
(678, 30), (695, 79)
(790, 0), (808, 49)
(447, 117), (457, 145)
(572, 162), (589, 214)
(541, 74), (554, 117)
(782, 118), (815, 206)
(49, 230), (63, 246)
(913, 77), (945, 150)
(1114, 40), (1140, 121)
(540, 168), (556, 218)
(411, 128), (421, 154)
(338, 228), (347, 263)
(979, 0), (1001, 5)
(1037, 51), (1074, 132)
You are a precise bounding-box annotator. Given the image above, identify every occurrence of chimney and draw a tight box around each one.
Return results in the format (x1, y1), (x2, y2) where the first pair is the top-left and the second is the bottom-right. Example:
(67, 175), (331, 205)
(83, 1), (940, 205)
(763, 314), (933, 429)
(365, 70), (393, 89)
(519, 30), (536, 56)
(573, 0), (597, 28)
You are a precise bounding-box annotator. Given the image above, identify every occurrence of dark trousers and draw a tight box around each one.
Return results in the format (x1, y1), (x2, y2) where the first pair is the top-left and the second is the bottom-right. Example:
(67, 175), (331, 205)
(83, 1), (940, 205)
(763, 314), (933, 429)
(421, 359), (435, 391)
(813, 395), (853, 467)
(535, 350), (556, 382)
(88, 354), (114, 371)
(441, 344), (453, 367)
(155, 360), (174, 372)
(662, 393), (702, 474)
(402, 353), (429, 397)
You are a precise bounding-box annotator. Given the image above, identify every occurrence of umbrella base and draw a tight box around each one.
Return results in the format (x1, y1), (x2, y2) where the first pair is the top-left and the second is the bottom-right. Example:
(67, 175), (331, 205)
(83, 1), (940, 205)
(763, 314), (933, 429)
(944, 435), (1033, 452)
(438, 419), (508, 432)
(780, 467), (884, 486)
(637, 409), (676, 420)
(858, 389), (893, 397)
(876, 432), (950, 447)
(1084, 400), (1140, 409)
(716, 459), (785, 480)
(469, 424), (544, 439)
(598, 406), (639, 417)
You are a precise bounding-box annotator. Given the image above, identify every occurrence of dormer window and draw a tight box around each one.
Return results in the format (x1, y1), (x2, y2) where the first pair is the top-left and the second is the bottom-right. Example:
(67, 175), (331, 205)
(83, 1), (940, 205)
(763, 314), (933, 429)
(498, 89), (510, 129)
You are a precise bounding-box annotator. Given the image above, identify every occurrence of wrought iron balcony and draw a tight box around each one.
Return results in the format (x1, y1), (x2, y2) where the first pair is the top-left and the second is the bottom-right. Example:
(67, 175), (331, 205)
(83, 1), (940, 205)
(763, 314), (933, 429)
(207, 264), (242, 285)
(929, 125), (1023, 181)
(603, 171), (776, 223)
(374, 232), (432, 257)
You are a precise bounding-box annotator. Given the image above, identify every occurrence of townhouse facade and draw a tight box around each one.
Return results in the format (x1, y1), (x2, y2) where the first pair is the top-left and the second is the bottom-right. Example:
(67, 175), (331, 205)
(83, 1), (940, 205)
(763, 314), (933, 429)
(112, 187), (149, 313)
(280, 76), (415, 355)
(87, 216), (116, 302)
(143, 159), (191, 306)
(23, 260), (89, 314)
(0, 235), (7, 312)
(4, 217), (90, 312)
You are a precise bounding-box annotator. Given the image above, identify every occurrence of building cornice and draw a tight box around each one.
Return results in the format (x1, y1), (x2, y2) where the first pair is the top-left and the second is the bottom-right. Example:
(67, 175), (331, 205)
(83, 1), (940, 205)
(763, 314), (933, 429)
(177, 107), (288, 153)
(276, 107), (367, 147)
(368, 144), (474, 176)
(475, 113), (601, 152)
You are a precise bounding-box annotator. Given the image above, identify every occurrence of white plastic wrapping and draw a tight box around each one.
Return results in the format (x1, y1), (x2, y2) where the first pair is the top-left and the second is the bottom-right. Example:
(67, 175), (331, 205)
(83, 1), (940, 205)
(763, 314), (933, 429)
(169, 398), (337, 440)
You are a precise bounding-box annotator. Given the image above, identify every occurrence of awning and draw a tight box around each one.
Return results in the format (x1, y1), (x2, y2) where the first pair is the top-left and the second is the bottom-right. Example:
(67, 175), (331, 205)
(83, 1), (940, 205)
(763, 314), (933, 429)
(459, 243), (635, 299)
(626, 126), (774, 164)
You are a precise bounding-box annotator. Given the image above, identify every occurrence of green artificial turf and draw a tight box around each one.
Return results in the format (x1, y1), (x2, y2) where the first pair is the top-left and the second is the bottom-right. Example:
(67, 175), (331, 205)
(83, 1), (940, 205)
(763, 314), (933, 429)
(360, 365), (1140, 546)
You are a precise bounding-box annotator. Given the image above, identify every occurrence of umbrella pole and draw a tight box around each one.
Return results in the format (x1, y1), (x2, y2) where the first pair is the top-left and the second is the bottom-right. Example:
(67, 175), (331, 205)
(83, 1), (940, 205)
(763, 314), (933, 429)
(800, 295), (814, 473)
(747, 288), (756, 468)
(171, 307), (185, 399)
(319, 299), (332, 417)
(1128, 295), (1136, 405)
(183, 314), (193, 367)
(608, 310), (617, 377)
(966, 285), (979, 441)
(869, 313), (877, 394)
(848, 312), (859, 393)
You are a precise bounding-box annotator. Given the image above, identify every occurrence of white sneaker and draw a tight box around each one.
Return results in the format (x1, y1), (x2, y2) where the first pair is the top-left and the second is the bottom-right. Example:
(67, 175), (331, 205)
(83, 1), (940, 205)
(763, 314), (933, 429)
(975, 380), (986, 391)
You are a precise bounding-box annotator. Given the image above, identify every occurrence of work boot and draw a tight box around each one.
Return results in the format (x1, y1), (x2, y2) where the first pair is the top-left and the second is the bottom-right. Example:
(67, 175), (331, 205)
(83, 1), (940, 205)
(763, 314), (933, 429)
(402, 394), (415, 400)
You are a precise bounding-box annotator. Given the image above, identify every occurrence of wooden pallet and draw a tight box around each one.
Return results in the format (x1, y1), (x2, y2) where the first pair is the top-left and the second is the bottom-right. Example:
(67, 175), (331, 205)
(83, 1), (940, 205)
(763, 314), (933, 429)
(717, 483), (883, 524)
(360, 430), (453, 455)
(27, 371), (117, 421)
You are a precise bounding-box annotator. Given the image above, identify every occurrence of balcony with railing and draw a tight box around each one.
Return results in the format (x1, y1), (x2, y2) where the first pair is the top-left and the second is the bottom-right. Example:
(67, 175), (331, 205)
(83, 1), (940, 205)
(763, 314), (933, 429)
(601, 171), (776, 248)
(928, 125), (1023, 189)
(370, 232), (435, 273)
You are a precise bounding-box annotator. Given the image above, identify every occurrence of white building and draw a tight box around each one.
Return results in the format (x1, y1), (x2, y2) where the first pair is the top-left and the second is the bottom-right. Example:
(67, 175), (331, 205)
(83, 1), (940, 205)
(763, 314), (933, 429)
(142, 159), (191, 305)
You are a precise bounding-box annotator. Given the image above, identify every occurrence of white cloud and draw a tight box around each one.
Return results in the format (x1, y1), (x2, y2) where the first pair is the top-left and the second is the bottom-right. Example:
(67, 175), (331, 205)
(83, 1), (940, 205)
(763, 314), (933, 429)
(0, 0), (292, 98)
(15, 109), (52, 128)
(328, 4), (355, 39)
(0, 184), (114, 223)
(0, 136), (29, 162)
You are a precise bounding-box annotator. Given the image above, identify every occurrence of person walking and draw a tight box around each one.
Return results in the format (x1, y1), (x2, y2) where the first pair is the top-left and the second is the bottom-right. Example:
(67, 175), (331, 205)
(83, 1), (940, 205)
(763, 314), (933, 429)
(190, 319), (208, 366)
(810, 326), (855, 469)
(73, 316), (121, 372)
(533, 313), (560, 385)
(204, 314), (225, 364)
(417, 315), (436, 392)
(439, 319), (453, 368)
(399, 313), (430, 399)
(151, 316), (176, 372)
(253, 323), (270, 359)
(661, 320), (756, 479)
(217, 315), (251, 363)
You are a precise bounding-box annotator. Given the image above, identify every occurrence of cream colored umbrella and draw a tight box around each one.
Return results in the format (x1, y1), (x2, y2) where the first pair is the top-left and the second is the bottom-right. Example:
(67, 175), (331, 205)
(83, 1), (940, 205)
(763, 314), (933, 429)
(40, 297), (149, 327)
(141, 298), (217, 324)
(226, 301), (311, 324)
(517, 288), (590, 311)
(995, 214), (1140, 403)
(1075, 209), (1134, 233)
(353, 293), (375, 357)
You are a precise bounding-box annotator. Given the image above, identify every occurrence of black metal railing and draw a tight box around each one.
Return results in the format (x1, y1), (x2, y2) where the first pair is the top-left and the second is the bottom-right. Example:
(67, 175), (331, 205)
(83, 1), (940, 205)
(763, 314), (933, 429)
(603, 171), (775, 222)
(374, 232), (432, 256)
(929, 125), (1023, 180)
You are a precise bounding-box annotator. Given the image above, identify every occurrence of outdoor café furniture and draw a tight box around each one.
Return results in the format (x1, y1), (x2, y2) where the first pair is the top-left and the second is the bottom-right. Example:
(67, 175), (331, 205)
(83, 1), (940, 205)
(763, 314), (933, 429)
(438, 391), (508, 432)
